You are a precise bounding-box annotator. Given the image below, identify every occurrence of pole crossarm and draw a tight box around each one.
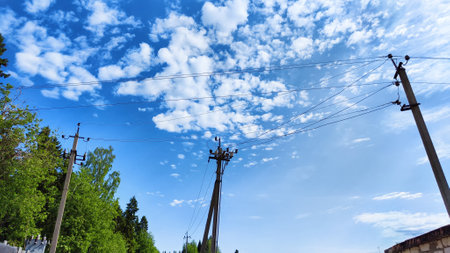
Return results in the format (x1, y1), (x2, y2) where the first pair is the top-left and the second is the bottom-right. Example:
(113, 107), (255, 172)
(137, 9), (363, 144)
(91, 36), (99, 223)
(388, 54), (450, 217)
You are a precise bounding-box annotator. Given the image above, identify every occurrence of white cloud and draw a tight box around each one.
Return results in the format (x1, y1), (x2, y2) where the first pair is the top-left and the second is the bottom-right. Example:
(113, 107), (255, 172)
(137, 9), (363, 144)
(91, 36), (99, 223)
(373, 192), (423, 201)
(322, 18), (357, 37)
(291, 151), (300, 159)
(170, 199), (184, 207)
(150, 12), (197, 42)
(99, 42), (153, 80)
(24, 0), (55, 14)
(201, 0), (249, 43)
(249, 215), (263, 220)
(244, 161), (257, 167)
(262, 157), (279, 163)
(347, 29), (374, 45)
(41, 88), (60, 99)
(177, 154), (185, 159)
(291, 37), (314, 59)
(352, 137), (371, 144)
(170, 173), (180, 178)
(8, 71), (33, 87)
(0, 8), (24, 36)
(81, 0), (141, 37)
(354, 211), (449, 237)
(62, 66), (99, 101)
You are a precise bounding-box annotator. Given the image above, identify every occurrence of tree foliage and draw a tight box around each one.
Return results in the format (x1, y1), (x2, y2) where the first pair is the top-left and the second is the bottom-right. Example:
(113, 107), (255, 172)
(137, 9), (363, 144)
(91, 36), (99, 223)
(0, 33), (159, 253)
(117, 197), (158, 253)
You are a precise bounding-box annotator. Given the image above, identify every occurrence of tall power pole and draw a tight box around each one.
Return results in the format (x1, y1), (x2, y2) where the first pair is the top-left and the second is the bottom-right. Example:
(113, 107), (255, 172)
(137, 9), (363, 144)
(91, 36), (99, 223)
(184, 232), (191, 253)
(50, 123), (88, 253)
(200, 137), (237, 253)
(389, 54), (450, 216)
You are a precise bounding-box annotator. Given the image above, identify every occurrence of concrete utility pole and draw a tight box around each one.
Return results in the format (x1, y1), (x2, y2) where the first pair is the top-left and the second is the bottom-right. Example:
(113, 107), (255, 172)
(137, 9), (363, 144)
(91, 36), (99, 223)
(389, 54), (450, 217)
(200, 137), (237, 253)
(50, 123), (88, 253)
(184, 232), (191, 253)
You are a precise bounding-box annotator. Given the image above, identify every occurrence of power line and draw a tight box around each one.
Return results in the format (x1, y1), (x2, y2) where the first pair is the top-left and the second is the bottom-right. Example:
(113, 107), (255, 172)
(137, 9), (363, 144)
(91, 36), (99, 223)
(28, 82), (387, 112)
(14, 58), (385, 90)
(80, 83), (392, 144)
(190, 170), (216, 237)
(237, 82), (392, 148)
(88, 137), (181, 143)
(186, 161), (211, 233)
(238, 103), (394, 150)
(283, 84), (392, 130)
(236, 59), (388, 145)
(82, 83), (388, 127)
(409, 56), (450, 60)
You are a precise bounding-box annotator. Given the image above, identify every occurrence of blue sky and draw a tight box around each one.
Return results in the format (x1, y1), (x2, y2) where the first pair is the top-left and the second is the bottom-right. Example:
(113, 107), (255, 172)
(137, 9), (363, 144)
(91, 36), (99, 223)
(1, 0), (450, 252)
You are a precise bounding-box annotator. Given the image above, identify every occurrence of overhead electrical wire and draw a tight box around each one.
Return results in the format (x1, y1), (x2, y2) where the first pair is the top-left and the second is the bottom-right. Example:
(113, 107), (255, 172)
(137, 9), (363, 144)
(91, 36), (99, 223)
(189, 170), (216, 237)
(186, 161), (212, 233)
(80, 85), (393, 143)
(14, 57), (387, 91)
(408, 56), (450, 60)
(82, 82), (389, 127)
(235, 59), (388, 143)
(284, 83), (392, 130)
(28, 82), (387, 112)
(236, 82), (392, 148)
(238, 102), (394, 150)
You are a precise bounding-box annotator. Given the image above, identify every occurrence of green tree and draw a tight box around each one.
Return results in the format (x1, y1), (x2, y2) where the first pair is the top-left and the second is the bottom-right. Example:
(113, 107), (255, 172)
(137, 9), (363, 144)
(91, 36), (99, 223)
(122, 196), (139, 252)
(118, 197), (159, 253)
(182, 241), (198, 253)
(196, 238), (220, 253)
(0, 33), (64, 245)
(57, 147), (126, 253)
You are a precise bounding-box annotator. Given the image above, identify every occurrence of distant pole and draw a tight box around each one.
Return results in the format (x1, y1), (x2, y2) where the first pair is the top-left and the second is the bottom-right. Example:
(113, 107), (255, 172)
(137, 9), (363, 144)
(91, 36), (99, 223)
(200, 137), (237, 253)
(389, 54), (450, 216)
(184, 232), (191, 253)
(50, 123), (88, 253)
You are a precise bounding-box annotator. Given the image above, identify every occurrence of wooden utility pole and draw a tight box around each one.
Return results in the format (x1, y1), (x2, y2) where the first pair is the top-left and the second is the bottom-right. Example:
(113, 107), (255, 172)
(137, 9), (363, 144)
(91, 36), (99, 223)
(200, 137), (237, 253)
(50, 123), (88, 253)
(389, 54), (450, 216)
(184, 232), (191, 253)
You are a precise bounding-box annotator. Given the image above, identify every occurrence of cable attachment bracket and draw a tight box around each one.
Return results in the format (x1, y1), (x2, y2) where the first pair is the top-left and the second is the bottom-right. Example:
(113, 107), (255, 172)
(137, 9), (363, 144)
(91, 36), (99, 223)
(391, 99), (401, 105)
(400, 103), (420, 111)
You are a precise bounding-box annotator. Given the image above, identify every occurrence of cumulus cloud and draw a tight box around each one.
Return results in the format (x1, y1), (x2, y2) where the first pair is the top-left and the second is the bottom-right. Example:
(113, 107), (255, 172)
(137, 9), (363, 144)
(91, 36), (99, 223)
(202, 0), (249, 43)
(80, 0), (141, 37)
(354, 211), (449, 237)
(170, 199), (184, 207)
(170, 173), (180, 178)
(99, 42), (153, 80)
(291, 37), (314, 59)
(24, 0), (55, 14)
(373, 192), (423, 200)
(352, 137), (371, 144)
